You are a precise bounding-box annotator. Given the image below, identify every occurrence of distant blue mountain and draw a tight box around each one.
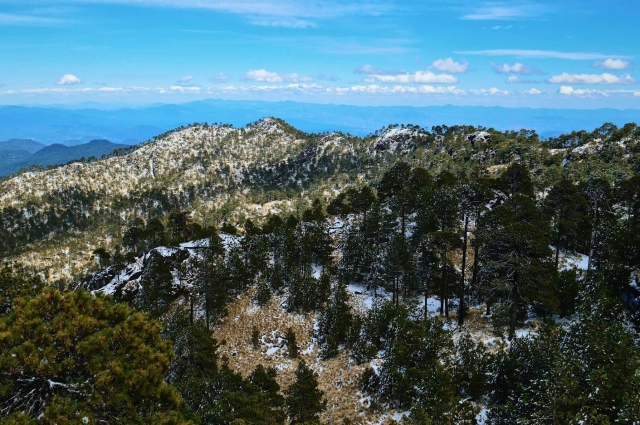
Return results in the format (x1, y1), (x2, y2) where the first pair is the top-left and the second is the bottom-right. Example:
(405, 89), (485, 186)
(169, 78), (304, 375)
(0, 139), (128, 177)
(0, 100), (638, 143)
(0, 139), (46, 153)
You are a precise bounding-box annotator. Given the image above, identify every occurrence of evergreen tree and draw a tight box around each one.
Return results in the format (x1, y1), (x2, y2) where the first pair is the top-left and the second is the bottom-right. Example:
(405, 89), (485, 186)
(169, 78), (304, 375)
(248, 365), (285, 422)
(205, 362), (286, 425)
(285, 360), (326, 425)
(543, 177), (588, 270)
(476, 164), (554, 339)
(146, 217), (168, 248)
(194, 235), (231, 329)
(163, 310), (218, 422)
(0, 264), (43, 316)
(431, 172), (461, 317)
(317, 282), (354, 358)
(92, 247), (110, 269)
(0, 289), (191, 424)
(284, 327), (299, 358)
(135, 252), (176, 318)
(123, 217), (145, 253)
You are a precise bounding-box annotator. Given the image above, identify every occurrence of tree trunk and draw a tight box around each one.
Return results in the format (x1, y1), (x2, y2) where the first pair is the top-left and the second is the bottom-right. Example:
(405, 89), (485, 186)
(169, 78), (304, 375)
(190, 293), (194, 324)
(442, 247), (449, 317)
(471, 207), (481, 299)
(440, 248), (446, 315)
(587, 205), (598, 275)
(555, 216), (564, 271)
(508, 273), (519, 341)
(458, 214), (469, 326)
(205, 296), (210, 330)
(424, 284), (429, 321)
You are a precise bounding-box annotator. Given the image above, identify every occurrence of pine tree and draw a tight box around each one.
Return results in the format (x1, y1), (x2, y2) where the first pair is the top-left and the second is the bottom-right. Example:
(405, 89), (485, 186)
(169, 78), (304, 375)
(248, 365), (285, 422)
(476, 164), (554, 339)
(135, 252), (176, 318)
(194, 239), (231, 329)
(284, 327), (299, 358)
(543, 177), (588, 270)
(285, 360), (326, 425)
(0, 289), (191, 424)
(163, 310), (218, 421)
(0, 264), (43, 315)
(317, 282), (354, 358)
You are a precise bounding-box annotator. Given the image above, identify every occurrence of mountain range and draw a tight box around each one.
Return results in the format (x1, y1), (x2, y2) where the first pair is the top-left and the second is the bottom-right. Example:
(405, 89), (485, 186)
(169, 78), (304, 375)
(2, 99), (639, 144)
(0, 138), (129, 177)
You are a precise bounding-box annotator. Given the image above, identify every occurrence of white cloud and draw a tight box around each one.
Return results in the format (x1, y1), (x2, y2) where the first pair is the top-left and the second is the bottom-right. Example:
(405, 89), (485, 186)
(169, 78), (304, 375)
(470, 87), (511, 95)
(0, 12), (64, 25)
(593, 58), (633, 70)
(365, 71), (458, 84)
(244, 69), (313, 83)
(97, 87), (124, 93)
(177, 75), (193, 83)
(490, 61), (542, 75)
(248, 17), (315, 28)
(505, 76), (541, 84)
(558, 86), (608, 96)
(208, 83), (467, 96)
(456, 49), (629, 61)
(547, 72), (636, 85)
(634, 91), (640, 97)
(57, 74), (82, 85)
(462, 5), (540, 20)
(524, 88), (542, 94)
(35, 0), (390, 28)
(354, 64), (405, 75)
(209, 72), (230, 83)
(431, 58), (468, 74)
(169, 85), (200, 93)
(355, 64), (381, 75)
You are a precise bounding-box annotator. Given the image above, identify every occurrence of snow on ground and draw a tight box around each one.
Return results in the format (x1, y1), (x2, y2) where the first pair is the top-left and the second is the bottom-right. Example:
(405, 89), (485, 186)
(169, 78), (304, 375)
(551, 246), (589, 271)
(476, 408), (488, 424)
(312, 264), (323, 279)
(416, 296), (443, 316)
(219, 233), (241, 250)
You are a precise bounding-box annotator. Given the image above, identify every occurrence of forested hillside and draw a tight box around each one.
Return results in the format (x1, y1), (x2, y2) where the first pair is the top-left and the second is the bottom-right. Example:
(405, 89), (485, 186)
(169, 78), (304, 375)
(0, 118), (639, 424)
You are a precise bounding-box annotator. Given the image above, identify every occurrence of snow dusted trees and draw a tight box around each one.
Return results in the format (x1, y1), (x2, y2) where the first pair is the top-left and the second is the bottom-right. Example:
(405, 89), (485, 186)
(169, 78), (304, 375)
(488, 284), (640, 424)
(0, 289), (191, 424)
(476, 163), (554, 339)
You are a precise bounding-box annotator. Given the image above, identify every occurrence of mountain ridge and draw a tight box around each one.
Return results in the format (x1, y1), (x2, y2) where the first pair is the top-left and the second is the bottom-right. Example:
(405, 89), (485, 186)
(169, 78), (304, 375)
(0, 139), (129, 177)
(2, 100), (640, 143)
(0, 117), (637, 285)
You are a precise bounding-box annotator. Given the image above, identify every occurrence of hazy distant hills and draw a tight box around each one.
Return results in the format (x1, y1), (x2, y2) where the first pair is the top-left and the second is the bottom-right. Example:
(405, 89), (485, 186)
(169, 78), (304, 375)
(0, 138), (47, 153)
(0, 139), (129, 177)
(1, 100), (639, 143)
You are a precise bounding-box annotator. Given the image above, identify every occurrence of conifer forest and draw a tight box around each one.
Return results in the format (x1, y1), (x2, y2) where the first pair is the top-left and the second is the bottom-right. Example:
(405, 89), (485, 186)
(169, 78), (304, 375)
(1, 119), (639, 424)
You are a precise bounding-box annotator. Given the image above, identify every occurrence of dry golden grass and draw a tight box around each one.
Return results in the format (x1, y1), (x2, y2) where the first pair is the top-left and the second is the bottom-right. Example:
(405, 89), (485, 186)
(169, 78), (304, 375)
(214, 289), (396, 425)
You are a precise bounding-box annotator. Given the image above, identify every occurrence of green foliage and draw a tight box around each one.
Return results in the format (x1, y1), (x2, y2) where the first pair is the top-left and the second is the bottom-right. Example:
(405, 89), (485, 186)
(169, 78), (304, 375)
(203, 362), (286, 425)
(317, 282), (354, 359)
(285, 327), (299, 358)
(358, 302), (460, 418)
(488, 288), (640, 424)
(0, 289), (190, 424)
(134, 253), (176, 318)
(251, 326), (260, 349)
(0, 264), (43, 316)
(163, 310), (218, 421)
(452, 332), (489, 400)
(285, 360), (326, 425)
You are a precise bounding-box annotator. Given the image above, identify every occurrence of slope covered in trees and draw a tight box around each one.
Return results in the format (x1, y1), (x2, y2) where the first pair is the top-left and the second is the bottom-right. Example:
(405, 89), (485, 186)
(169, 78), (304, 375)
(0, 119), (639, 423)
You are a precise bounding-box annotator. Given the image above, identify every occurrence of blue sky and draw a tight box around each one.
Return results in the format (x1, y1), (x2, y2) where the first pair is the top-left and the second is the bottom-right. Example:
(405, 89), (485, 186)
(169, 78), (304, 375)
(0, 0), (639, 108)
